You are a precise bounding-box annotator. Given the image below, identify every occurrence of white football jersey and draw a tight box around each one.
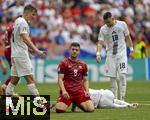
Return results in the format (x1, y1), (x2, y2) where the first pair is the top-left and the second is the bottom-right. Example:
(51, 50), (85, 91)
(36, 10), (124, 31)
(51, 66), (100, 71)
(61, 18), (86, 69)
(89, 89), (104, 108)
(11, 17), (30, 58)
(98, 20), (129, 56)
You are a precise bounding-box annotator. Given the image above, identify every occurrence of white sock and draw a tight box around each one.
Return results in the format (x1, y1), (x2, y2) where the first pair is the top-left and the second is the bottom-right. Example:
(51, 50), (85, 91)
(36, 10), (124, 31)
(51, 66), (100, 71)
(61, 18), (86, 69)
(6, 83), (15, 95)
(27, 83), (39, 96)
(114, 99), (131, 106)
(110, 77), (118, 99)
(119, 73), (126, 101)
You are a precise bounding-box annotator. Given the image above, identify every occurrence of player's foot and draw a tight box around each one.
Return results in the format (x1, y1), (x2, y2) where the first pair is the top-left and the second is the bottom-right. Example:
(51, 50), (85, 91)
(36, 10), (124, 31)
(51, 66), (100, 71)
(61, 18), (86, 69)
(132, 103), (138, 108)
(128, 103), (138, 108)
(42, 103), (55, 109)
(5, 107), (18, 113)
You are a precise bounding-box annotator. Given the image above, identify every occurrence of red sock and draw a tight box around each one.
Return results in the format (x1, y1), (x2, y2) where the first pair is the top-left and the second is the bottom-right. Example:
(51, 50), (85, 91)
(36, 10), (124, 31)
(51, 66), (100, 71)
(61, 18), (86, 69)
(56, 109), (66, 113)
(5, 77), (11, 85)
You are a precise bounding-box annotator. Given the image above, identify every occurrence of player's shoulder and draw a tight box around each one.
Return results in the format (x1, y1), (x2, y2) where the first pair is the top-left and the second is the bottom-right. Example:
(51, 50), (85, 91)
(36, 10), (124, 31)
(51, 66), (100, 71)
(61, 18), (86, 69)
(100, 24), (107, 31)
(116, 20), (127, 26)
(15, 17), (27, 25)
(78, 59), (87, 65)
(59, 58), (68, 64)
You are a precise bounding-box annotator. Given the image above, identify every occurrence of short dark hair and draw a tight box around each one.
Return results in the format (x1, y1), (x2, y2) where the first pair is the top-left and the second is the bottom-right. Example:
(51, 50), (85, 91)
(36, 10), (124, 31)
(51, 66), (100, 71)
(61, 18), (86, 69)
(103, 12), (112, 20)
(70, 42), (80, 48)
(24, 4), (37, 14)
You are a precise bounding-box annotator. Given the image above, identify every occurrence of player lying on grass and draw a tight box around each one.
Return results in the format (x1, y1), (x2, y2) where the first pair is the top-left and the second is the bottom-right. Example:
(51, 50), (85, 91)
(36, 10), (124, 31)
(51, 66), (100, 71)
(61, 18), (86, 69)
(71, 88), (138, 111)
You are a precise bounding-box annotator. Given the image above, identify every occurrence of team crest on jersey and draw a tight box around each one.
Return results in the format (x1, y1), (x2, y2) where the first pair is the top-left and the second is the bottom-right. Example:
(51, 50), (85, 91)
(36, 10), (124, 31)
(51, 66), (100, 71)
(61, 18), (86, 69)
(79, 65), (82, 69)
(68, 65), (71, 68)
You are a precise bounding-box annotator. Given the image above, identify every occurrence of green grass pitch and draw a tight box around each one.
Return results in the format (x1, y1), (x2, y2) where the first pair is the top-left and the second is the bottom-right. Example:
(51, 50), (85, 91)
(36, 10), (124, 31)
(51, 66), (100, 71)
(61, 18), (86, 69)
(15, 81), (150, 120)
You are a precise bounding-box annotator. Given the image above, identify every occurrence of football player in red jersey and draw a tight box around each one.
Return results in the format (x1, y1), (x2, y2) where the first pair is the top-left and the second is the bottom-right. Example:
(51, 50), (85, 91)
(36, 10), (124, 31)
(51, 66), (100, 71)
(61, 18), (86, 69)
(1, 23), (13, 93)
(0, 57), (7, 95)
(56, 42), (94, 113)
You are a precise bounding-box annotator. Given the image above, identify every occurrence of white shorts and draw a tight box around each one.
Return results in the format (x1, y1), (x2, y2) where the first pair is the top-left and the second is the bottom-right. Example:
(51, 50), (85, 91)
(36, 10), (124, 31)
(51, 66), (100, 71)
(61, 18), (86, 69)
(98, 89), (114, 108)
(11, 57), (33, 77)
(104, 55), (127, 77)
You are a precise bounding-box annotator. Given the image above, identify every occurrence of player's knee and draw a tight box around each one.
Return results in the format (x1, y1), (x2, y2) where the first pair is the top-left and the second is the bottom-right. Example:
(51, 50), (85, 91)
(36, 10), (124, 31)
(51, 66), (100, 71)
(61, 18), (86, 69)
(85, 107), (94, 112)
(119, 73), (126, 80)
(84, 105), (95, 112)
(87, 107), (94, 112)
(56, 109), (66, 113)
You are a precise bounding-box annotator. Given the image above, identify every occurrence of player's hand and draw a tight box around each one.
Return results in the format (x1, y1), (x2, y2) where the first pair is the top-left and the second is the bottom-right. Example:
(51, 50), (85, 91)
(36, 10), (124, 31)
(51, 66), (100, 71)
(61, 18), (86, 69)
(36, 50), (46, 59)
(96, 55), (101, 63)
(62, 91), (70, 99)
(2, 64), (7, 75)
(129, 51), (134, 60)
(85, 91), (90, 97)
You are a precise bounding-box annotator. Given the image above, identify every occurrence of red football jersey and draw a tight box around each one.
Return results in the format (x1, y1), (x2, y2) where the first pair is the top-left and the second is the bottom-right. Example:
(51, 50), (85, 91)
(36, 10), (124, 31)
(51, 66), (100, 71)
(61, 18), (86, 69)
(4, 24), (13, 65)
(57, 58), (88, 95)
(5, 23), (13, 46)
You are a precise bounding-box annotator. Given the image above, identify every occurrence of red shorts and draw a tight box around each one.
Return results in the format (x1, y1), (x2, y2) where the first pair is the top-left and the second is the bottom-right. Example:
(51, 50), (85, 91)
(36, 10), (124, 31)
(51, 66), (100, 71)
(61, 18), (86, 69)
(4, 46), (11, 66)
(57, 91), (91, 107)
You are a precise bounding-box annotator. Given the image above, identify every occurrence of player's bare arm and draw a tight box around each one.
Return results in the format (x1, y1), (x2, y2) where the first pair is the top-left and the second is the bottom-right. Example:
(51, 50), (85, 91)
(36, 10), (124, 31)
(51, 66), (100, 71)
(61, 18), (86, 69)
(126, 35), (134, 59)
(58, 74), (70, 99)
(0, 59), (7, 74)
(83, 76), (90, 97)
(28, 47), (35, 54)
(96, 40), (104, 63)
(21, 33), (46, 59)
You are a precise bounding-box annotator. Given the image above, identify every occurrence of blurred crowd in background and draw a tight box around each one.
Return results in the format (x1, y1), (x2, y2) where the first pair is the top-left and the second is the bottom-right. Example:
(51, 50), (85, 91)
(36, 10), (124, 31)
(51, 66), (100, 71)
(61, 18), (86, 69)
(0, 0), (150, 59)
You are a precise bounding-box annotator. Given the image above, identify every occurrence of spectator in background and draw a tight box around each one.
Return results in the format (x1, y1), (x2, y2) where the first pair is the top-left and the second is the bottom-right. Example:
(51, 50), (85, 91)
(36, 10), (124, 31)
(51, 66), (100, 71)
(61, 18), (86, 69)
(134, 32), (147, 59)
(0, 0), (150, 59)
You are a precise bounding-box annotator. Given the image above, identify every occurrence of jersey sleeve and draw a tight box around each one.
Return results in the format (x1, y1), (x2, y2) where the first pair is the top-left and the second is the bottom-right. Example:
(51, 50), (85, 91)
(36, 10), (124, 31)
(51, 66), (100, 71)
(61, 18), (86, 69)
(83, 63), (88, 76)
(19, 21), (28, 34)
(57, 61), (66, 74)
(123, 22), (129, 36)
(98, 28), (105, 41)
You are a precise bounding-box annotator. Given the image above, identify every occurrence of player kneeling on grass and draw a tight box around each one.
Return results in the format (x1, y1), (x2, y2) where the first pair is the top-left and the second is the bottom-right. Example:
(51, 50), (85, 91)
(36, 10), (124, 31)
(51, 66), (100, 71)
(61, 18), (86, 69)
(72, 88), (138, 111)
(55, 42), (94, 113)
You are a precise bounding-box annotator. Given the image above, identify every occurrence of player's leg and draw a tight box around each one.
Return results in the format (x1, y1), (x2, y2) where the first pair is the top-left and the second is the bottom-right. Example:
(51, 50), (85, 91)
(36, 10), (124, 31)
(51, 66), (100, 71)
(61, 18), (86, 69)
(110, 77), (118, 99)
(1, 77), (11, 94)
(14, 57), (40, 96)
(113, 99), (138, 108)
(24, 75), (40, 96)
(2, 47), (11, 92)
(0, 85), (3, 95)
(114, 99), (131, 106)
(117, 55), (127, 101)
(79, 100), (94, 112)
(98, 89), (114, 108)
(119, 73), (126, 101)
(6, 58), (19, 95)
(105, 56), (118, 98)
(74, 92), (94, 112)
(55, 95), (72, 113)
(6, 76), (19, 95)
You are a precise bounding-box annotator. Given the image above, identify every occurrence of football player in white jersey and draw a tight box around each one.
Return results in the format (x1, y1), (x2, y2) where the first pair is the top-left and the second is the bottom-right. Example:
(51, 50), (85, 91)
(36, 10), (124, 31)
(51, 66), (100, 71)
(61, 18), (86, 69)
(89, 89), (137, 109)
(96, 12), (134, 101)
(6, 5), (46, 96)
(71, 88), (138, 111)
